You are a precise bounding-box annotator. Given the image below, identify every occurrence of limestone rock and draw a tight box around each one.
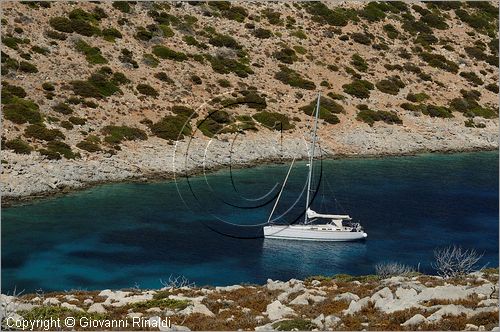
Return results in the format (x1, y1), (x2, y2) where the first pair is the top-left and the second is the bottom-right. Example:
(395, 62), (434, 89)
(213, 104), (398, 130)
(264, 300), (295, 321)
(334, 292), (360, 302)
(88, 303), (107, 314)
(401, 314), (428, 327)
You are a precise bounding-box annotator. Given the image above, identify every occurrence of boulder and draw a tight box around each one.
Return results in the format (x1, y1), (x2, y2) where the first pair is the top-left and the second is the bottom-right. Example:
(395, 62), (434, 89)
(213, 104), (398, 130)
(417, 285), (469, 302)
(334, 292), (360, 302)
(395, 287), (417, 301)
(371, 287), (393, 301)
(465, 324), (479, 331)
(88, 303), (107, 314)
(343, 297), (371, 315)
(61, 302), (84, 312)
(179, 303), (214, 317)
(289, 291), (326, 305)
(215, 285), (243, 292)
(312, 314), (324, 330)
(324, 315), (341, 328)
(426, 304), (472, 322)
(401, 314), (428, 327)
(264, 300), (295, 321)
(43, 297), (60, 305)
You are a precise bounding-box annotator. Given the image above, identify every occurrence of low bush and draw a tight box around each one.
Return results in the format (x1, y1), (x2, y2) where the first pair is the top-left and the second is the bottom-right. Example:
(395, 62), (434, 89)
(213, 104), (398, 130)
(253, 112), (294, 130)
(112, 72), (130, 85)
(154, 72), (174, 83)
(191, 75), (202, 85)
(406, 92), (429, 102)
(136, 84), (159, 97)
(5, 137), (33, 154)
(102, 27), (122, 42)
(305, 2), (351, 27)
(112, 1), (132, 13)
(39, 148), (61, 160)
(208, 33), (242, 49)
(485, 83), (499, 93)
(60, 121), (74, 130)
(2, 82), (27, 100)
(357, 109), (402, 126)
(423, 105), (454, 118)
(171, 106), (198, 118)
(151, 115), (192, 140)
(459, 71), (484, 86)
(254, 28), (272, 39)
(49, 16), (73, 33)
(143, 54), (159, 67)
(75, 39), (107, 65)
(69, 116), (86, 125)
(19, 61), (38, 73)
(102, 125), (147, 144)
(217, 79), (231, 87)
(46, 29), (67, 40)
(2, 35), (27, 50)
(42, 82), (55, 91)
(383, 24), (399, 39)
(220, 90), (267, 110)
(376, 76), (405, 95)
(420, 13), (449, 30)
(342, 79), (374, 98)
(299, 96), (343, 124)
(273, 47), (298, 64)
(351, 53), (368, 72)
(351, 32), (372, 45)
(76, 138), (101, 152)
(419, 52), (459, 73)
(275, 65), (316, 90)
(262, 8), (282, 25)
(25, 124), (65, 141)
(4, 100), (42, 124)
(70, 80), (102, 98)
(46, 141), (79, 159)
(415, 32), (438, 46)
(206, 55), (254, 78)
(291, 29), (307, 40)
(152, 45), (187, 61)
(52, 102), (74, 115)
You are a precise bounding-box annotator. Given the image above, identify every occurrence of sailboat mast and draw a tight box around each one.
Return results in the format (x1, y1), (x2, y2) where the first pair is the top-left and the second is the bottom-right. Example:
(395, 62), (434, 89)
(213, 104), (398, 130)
(304, 92), (321, 223)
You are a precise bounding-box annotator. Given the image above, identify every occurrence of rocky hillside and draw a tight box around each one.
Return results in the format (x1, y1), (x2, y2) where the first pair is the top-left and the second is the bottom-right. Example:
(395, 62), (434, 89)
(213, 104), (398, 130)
(1, 270), (498, 331)
(1, 1), (499, 200)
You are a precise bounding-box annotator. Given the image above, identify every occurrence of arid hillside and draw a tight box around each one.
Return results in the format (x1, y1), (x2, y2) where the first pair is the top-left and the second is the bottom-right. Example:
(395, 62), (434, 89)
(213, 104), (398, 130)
(1, 1), (499, 200)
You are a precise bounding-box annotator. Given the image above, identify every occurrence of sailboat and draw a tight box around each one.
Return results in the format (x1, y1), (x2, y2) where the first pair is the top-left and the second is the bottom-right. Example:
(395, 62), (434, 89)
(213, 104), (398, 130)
(263, 92), (368, 241)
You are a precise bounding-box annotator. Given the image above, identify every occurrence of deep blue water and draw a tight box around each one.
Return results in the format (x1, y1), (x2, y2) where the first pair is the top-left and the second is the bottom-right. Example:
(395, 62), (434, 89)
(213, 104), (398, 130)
(2, 151), (498, 292)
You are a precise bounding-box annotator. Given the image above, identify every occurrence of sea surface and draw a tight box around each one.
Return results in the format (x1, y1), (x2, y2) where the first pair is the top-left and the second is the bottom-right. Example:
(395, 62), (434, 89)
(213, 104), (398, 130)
(2, 151), (498, 292)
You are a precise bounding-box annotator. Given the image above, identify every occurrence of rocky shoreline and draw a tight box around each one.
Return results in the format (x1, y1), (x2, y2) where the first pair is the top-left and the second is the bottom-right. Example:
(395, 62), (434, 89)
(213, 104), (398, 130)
(1, 270), (498, 331)
(2, 126), (499, 207)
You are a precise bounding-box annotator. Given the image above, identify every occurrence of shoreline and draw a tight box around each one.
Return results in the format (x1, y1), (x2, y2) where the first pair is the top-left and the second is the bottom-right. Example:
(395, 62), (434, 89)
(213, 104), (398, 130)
(3, 146), (497, 208)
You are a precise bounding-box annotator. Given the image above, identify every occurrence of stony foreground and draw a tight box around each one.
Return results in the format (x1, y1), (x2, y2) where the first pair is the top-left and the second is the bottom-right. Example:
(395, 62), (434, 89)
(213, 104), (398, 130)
(1, 270), (498, 331)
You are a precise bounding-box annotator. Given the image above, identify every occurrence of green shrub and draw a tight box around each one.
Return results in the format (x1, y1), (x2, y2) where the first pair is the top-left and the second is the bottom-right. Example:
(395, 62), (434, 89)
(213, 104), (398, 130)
(129, 298), (189, 311)
(423, 105), (454, 118)
(254, 28), (272, 39)
(69, 116), (86, 125)
(70, 19), (100, 37)
(46, 29), (67, 40)
(359, 2), (386, 22)
(299, 96), (343, 124)
(46, 140), (78, 159)
(135, 27), (154, 41)
(75, 39), (107, 65)
(253, 112), (294, 130)
(25, 124), (65, 141)
(275, 65), (315, 90)
(102, 27), (122, 42)
(52, 102), (73, 115)
(272, 319), (317, 331)
(190, 75), (202, 85)
(420, 13), (449, 30)
(2, 82), (27, 100)
(351, 32), (372, 45)
(407, 92), (429, 102)
(183, 35), (206, 49)
(291, 29), (308, 39)
(342, 79), (374, 98)
(220, 5), (248, 22)
(293, 45), (307, 55)
(49, 17), (73, 33)
(102, 125), (147, 144)
(136, 84), (158, 97)
(464, 119), (486, 128)
(171, 105), (198, 118)
(273, 47), (298, 64)
(77, 137), (101, 152)
(206, 55), (254, 78)
(376, 76), (405, 95)
(357, 109), (402, 126)
(217, 79), (231, 87)
(88, 72), (121, 97)
(305, 2), (351, 27)
(327, 92), (346, 100)
(415, 32), (438, 46)
(154, 72), (174, 83)
(208, 33), (242, 49)
(152, 45), (187, 61)
(143, 54), (159, 67)
(60, 121), (74, 130)
(219, 90), (267, 110)
(351, 53), (368, 72)
(383, 24), (399, 39)
(2, 35), (25, 50)
(151, 115), (192, 140)
(42, 82), (55, 91)
(70, 80), (102, 98)
(39, 148), (61, 160)
(112, 1), (132, 13)
(460, 71), (484, 85)
(4, 101), (42, 124)
(419, 52), (459, 73)
(112, 72), (130, 85)
(485, 83), (499, 93)
(449, 94), (497, 119)
(19, 61), (38, 73)
(327, 64), (339, 71)
(5, 138), (33, 154)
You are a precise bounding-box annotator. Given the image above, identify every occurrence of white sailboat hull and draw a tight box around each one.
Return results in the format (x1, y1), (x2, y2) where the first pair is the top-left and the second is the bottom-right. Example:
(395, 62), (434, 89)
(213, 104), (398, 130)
(263, 225), (368, 242)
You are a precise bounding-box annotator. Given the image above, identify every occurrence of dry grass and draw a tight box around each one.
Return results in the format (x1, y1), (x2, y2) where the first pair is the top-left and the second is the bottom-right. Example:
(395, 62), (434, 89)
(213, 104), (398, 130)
(421, 293), (481, 308)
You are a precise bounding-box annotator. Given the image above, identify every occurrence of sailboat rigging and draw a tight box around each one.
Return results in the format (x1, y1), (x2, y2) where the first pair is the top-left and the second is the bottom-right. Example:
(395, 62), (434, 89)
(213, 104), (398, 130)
(263, 92), (368, 241)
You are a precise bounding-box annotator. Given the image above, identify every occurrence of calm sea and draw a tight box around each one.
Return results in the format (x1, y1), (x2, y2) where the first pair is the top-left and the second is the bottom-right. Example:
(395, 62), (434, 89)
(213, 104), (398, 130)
(2, 151), (498, 292)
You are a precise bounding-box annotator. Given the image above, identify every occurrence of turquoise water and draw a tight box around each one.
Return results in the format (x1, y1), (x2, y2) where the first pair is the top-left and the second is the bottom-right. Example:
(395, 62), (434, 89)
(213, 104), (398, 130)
(2, 151), (498, 292)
